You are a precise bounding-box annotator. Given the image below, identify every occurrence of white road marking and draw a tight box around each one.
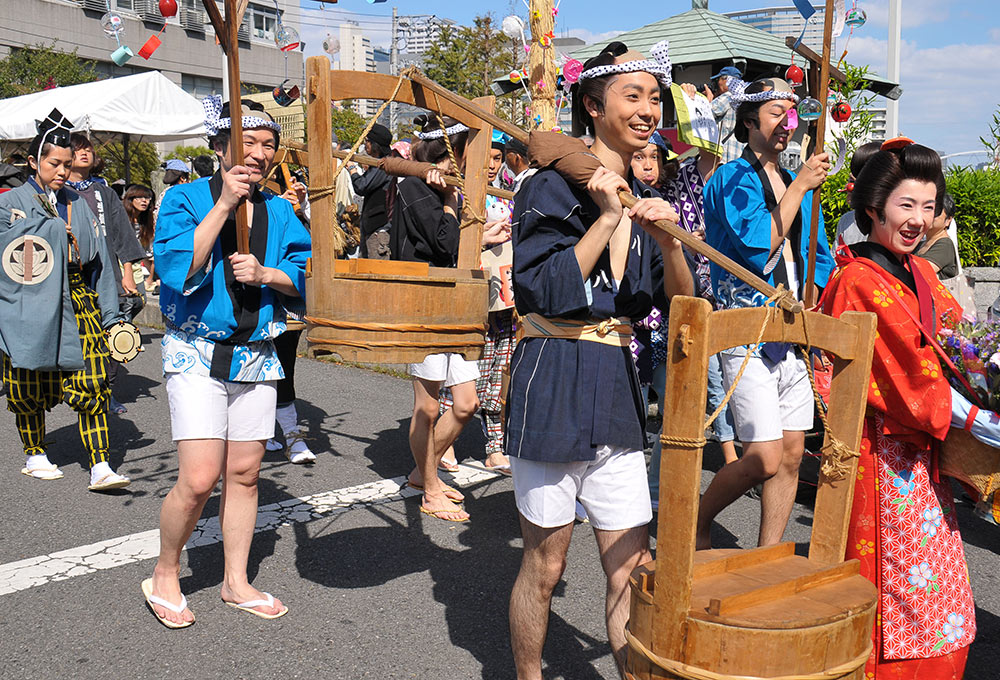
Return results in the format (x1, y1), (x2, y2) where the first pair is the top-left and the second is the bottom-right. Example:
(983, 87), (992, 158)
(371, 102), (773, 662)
(0, 462), (501, 597)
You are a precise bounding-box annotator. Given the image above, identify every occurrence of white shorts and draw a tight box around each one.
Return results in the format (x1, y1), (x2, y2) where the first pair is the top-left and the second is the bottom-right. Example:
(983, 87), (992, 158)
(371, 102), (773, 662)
(408, 353), (480, 387)
(166, 373), (277, 442)
(510, 445), (653, 530)
(720, 348), (814, 443)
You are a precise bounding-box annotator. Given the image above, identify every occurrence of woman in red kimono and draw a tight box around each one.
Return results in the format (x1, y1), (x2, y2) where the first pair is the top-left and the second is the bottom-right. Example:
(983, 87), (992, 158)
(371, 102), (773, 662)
(822, 139), (975, 678)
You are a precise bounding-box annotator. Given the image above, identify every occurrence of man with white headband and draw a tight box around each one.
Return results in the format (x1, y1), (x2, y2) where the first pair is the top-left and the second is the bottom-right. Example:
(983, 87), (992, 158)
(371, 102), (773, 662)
(141, 97), (310, 628)
(696, 77), (835, 551)
(507, 40), (692, 679)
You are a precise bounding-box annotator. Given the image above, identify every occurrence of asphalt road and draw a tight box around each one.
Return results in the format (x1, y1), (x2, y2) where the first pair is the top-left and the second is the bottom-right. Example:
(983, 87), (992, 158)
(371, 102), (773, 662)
(0, 328), (996, 680)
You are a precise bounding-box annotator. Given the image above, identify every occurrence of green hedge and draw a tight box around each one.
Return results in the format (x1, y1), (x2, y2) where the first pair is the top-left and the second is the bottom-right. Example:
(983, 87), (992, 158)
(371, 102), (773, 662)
(821, 165), (1000, 266)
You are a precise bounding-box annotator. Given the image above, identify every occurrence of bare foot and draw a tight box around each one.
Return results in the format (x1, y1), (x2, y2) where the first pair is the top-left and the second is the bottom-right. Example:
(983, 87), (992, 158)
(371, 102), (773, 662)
(220, 581), (285, 617)
(695, 528), (713, 551)
(407, 469), (465, 502)
(421, 492), (470, 522)
(150, 567), (195, 627)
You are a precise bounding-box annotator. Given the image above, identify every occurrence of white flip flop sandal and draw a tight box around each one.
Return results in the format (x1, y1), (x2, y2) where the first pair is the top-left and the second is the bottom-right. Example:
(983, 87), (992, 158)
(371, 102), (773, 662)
(88, 472), (131, 492)
(141, 578), (194, 629)
(21, 465), (64, 480)
(223, 592), (289, 619)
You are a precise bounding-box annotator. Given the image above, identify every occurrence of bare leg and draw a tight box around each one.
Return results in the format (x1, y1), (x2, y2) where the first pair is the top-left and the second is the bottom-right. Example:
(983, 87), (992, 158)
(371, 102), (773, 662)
(409, 378), (467, 520)
(695, 439), (783, 550)
(593, 526), (651, 678)
(433, 380), (479, 459)
(217, 439), (284, 615)
(721, 440), (738, 465)
(510, 515), (574, 680)
(757, 430), (805, 546)
(149, 439), (225, 626)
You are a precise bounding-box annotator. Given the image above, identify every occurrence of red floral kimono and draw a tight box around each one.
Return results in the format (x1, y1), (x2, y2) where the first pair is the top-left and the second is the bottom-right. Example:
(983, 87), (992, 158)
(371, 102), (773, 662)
(822, 243), (976, 679)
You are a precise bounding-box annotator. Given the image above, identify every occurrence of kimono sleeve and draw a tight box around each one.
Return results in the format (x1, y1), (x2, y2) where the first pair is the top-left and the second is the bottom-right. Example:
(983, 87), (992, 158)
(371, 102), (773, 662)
(104, 187), (146, 264)
(823, 263), (952, 440)
(705, 164), (779, 277)
(511, 171), (591, 317)
(73, 196), (121, 327)
(153, 185), (213, 295)
(269, 197), (311, 302)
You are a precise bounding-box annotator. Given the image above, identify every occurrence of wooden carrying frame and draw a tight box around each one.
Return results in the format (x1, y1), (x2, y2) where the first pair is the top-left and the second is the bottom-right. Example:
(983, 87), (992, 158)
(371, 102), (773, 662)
(626, 297), (879, 680)
(303, 58), (495, 363)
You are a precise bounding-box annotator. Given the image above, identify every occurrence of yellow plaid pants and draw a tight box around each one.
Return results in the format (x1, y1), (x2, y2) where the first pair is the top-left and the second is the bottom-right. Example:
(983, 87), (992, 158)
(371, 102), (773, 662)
(2, 272), (110, 467)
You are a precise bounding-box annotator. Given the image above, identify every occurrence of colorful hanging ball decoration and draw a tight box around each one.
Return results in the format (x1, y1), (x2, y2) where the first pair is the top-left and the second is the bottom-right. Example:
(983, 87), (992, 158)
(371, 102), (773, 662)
(831, 101), (852, 123)
(797, 97), (824, 122)
(501, 15), (525, 40)
(158, 0), (178, 18)
(784, 64), (804, 88)
(562, 59), (583, 84)
(509, 70), (522, 84)
(275, 25), (300, 52)
(845, 8), (867, 28)
(101, 12), (126, 38)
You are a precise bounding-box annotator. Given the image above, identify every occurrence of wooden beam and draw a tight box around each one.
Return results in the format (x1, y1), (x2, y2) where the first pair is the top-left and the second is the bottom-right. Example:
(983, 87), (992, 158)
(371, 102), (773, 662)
(803, 0), (835, 308)
(456, 95), (494, 269)
(306, 56), (336, 297)
(223, 0), (249, 253)
(406, 71), (530, 144)
(785, 36), (846, 85)
(201, 0), (227, 53)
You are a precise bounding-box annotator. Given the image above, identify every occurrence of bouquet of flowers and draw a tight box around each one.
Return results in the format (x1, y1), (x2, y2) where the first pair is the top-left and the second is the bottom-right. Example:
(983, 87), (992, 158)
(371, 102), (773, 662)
(938, 310), (1000, 412)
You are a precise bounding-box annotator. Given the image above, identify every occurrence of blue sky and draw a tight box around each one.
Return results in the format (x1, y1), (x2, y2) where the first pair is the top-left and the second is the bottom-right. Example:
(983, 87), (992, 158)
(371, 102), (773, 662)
(288, 1), (1000, 158)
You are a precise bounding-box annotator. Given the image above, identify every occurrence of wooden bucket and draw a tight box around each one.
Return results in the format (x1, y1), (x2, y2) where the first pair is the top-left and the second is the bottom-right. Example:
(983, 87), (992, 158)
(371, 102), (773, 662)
(626, 545), (876, 680)
(633, 298), (881, 680)
(305, 259), (488, 364)
(940, 428), (1000, 497)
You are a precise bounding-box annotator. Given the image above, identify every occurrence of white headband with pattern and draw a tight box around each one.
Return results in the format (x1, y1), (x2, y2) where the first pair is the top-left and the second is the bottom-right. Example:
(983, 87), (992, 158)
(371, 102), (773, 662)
(578, 40), (673, 88)
(202, 95), (281, 137)
(726, 77), (800, 109)
(414, 122), (469, 140)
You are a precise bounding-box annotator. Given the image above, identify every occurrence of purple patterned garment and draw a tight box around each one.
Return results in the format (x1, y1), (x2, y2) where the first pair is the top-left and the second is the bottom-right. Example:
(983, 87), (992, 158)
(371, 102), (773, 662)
(661, 157), (713, 302)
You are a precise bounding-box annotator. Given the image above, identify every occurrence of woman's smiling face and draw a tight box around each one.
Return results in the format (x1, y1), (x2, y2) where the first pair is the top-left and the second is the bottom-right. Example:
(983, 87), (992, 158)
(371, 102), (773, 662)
(867, 178), (938, 254)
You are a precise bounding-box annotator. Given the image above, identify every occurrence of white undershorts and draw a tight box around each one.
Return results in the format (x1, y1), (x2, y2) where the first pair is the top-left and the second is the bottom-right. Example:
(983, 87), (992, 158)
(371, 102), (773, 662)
(408, 352), (480, 387)
(166, 373), (277, 442)
(510, 445), (653, 530)
(720, 348), (814, 443)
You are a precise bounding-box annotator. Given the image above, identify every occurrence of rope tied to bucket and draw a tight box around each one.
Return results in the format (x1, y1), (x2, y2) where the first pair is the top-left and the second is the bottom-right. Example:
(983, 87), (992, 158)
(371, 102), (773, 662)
(624, 628), (871, 680)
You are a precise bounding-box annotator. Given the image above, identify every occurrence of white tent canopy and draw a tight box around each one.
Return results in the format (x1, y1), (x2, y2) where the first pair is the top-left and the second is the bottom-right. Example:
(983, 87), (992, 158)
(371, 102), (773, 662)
(0, 71), (206, 142)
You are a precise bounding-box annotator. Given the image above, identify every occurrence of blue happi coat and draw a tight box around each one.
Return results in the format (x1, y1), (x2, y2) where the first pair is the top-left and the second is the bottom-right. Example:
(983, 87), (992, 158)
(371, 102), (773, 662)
(154, 173), (311, 382)
(0, 181), (120, 371)
(506, 168), (671, 463)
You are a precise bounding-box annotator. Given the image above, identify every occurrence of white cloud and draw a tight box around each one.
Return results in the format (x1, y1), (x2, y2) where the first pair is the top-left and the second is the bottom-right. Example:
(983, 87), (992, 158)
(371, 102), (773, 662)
(990, 28), (1000, 42)
(563, 27), (625, 46)
(844, 35), (999, 154)
(861, 0), (952, 29)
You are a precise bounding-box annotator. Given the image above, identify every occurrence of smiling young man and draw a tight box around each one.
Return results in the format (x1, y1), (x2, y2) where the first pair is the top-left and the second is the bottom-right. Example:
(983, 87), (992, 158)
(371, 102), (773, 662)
(697, 78), (834, 550)
(142, 97), (310, 629)
(506, 41), (692, 680)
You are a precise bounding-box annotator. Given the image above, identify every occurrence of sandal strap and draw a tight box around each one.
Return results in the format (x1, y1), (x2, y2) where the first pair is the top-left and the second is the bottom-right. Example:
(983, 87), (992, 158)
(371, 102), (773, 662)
(148, 592), (188, 614)
(232, 593), (274, 609)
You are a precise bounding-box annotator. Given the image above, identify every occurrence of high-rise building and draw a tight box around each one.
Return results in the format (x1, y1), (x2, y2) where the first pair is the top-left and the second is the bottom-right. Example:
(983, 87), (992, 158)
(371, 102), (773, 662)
(724, 5), (832, 55)
(335, 22), (377, 119)
(398, 14), (455, 55)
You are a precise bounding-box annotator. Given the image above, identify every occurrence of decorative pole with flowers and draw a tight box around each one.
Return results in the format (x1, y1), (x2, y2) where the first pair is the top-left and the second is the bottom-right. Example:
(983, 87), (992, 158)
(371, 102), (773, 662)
(528, 0), (557, 130)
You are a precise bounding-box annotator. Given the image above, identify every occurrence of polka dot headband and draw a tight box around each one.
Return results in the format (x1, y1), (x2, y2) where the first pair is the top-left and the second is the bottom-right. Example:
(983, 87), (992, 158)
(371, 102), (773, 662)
(726, 76), (800, 109)
(578, 40), (673, 89)
(202, 95), (281, 138)
(414, 122), (469, 140)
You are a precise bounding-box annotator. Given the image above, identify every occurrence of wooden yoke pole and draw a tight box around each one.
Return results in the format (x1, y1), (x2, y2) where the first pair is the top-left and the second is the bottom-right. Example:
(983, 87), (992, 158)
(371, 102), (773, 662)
(528, 0), (557, 129)
(803, 0), (835, 308)
(216, 0), (250, 254)
(457, 96), (495, 269)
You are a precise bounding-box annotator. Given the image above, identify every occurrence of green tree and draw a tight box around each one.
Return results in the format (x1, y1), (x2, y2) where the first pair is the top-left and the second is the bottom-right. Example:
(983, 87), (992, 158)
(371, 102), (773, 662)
(0, 42), (98, 99)
(423, 14), (525, 127)
(331, 105), (367, 146)
(981, 105), (1000, 166)
(820, 64), (879, 239)
(98, 140), (160, 187)
(165, 144), (211, 162)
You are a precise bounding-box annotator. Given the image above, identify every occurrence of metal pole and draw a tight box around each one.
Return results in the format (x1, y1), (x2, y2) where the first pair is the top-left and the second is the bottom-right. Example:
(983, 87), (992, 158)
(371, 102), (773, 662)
(390, 7), (399, 133)
(886, 0), (901, 138)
